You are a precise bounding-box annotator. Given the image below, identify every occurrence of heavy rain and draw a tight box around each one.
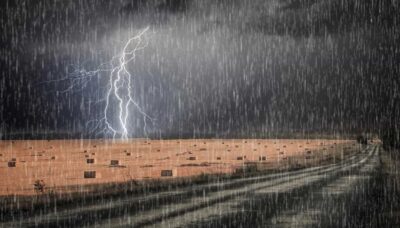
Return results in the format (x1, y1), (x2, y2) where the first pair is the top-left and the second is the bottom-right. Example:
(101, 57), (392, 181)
(0, 0), (399, 227)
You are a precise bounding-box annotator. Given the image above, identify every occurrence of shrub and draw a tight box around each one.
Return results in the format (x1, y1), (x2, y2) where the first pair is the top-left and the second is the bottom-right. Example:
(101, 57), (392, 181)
(33, 180), (46, 193)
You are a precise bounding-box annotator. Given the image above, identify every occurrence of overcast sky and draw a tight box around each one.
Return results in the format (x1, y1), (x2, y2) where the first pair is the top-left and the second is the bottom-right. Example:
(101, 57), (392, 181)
(1, 0), (399, 139)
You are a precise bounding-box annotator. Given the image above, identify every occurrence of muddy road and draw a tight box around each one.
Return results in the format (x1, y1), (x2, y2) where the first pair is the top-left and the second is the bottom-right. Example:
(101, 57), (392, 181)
(1, 145), (384, 227)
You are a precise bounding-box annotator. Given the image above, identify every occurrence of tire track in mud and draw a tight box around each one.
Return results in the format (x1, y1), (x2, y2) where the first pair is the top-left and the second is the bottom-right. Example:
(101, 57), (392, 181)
(97, 146), (376, 228)
(1, 146), (374, 228)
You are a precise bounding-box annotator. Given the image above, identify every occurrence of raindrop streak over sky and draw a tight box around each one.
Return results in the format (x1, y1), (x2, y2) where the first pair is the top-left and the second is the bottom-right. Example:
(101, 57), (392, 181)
(0, 0), (399, 142)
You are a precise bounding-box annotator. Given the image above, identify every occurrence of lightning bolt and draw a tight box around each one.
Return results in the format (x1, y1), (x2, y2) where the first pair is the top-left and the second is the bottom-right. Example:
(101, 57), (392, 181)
(46, 27), (153, 139)
(103, 26), (152, 139)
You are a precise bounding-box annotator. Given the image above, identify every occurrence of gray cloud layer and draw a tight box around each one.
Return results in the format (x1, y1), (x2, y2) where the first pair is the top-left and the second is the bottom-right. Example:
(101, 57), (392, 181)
(1, 0), (399, 139)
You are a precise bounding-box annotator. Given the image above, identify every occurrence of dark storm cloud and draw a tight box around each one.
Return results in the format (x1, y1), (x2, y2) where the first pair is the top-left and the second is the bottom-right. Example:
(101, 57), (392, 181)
(1, 0), (399, 143)
(250, 0), (399, 37)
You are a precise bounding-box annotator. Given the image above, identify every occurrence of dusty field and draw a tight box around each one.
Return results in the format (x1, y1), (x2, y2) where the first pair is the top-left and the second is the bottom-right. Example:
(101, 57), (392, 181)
(0, 139), (357, 196)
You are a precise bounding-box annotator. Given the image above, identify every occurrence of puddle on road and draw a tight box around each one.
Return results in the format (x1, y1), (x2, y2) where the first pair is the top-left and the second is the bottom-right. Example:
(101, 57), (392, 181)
(269, 209), (322, 228)
(319, 175), (370, 195)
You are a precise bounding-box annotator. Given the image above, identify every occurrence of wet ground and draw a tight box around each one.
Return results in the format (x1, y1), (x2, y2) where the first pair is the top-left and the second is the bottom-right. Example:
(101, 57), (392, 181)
(2, 144), (400, 227)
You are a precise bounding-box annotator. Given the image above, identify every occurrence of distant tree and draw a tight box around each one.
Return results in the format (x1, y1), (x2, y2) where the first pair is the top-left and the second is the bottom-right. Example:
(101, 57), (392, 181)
(381, 127), (400, 150)
(380, 102), (400, 150)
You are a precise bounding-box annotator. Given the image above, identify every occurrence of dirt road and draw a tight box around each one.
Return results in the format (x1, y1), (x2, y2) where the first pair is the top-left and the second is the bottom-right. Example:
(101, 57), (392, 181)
(0, 144), (379, 227)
